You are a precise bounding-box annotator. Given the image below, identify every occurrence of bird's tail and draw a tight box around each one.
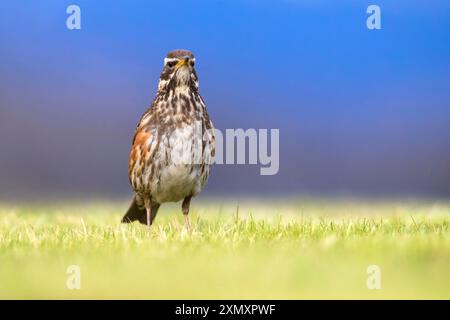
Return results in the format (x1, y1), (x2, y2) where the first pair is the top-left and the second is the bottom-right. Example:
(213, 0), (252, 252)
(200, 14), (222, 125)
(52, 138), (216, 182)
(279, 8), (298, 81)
(121, 196), (146, 224)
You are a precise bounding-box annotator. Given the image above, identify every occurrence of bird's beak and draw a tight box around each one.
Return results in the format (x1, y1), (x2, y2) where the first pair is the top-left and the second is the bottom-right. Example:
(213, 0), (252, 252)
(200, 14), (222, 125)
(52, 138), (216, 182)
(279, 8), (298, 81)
(175, 57), (189, 69)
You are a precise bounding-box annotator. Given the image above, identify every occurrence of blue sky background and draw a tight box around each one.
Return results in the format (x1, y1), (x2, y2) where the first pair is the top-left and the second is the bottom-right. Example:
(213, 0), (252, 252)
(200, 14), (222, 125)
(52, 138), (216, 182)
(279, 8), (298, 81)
(0, 0), (449, 198)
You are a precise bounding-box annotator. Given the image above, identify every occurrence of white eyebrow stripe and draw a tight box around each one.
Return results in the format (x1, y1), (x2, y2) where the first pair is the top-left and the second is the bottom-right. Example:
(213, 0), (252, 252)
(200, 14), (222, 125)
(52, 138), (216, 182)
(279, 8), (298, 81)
(164, 57), (196, 64)
(164, 58), (178, 64)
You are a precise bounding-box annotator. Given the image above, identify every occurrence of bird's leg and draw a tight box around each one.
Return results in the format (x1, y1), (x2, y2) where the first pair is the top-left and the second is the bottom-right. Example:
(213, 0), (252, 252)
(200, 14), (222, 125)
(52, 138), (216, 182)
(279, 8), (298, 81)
(182, 196), (192, 230)
(144, 200), (160, 227)
(146, 208), (151, 226)
(144, 198), (152, 226)
(146, 210), (151, 226)
(150, 203), (160, 225)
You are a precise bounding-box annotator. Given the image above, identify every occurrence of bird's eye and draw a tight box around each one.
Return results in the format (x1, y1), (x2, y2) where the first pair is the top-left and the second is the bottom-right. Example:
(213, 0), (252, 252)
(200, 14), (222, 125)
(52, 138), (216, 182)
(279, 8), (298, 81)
(167, 61), (177, 68)
(189, 60), (195, 67)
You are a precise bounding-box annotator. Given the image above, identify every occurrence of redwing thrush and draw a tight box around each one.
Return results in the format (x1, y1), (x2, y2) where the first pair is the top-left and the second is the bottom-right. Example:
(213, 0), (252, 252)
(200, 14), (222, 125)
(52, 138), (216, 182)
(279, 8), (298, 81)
(122, 49), (215, 228)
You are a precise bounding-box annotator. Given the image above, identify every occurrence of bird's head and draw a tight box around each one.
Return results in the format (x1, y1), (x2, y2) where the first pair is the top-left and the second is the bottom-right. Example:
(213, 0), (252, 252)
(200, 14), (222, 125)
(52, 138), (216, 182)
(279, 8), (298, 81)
(158, 49), (198, 92)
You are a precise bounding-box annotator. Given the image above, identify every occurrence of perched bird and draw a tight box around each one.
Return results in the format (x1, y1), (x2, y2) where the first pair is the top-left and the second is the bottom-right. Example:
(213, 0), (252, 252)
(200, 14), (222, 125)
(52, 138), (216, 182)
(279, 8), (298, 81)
(122, 49), (215, 228)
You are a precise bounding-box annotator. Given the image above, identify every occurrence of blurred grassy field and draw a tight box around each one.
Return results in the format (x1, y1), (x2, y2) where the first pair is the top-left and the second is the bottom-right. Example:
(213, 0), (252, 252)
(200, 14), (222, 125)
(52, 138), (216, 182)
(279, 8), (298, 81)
(0, 199), (449, 299)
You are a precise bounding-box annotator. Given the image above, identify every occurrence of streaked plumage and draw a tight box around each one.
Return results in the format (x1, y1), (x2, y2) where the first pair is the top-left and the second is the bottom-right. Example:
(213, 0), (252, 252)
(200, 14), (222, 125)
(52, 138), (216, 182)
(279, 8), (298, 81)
(122, 49), (215, 227)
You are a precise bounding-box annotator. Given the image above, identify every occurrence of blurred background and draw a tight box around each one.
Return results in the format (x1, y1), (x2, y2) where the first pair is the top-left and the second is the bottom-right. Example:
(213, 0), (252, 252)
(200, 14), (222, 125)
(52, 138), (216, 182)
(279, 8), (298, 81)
(0, 0), (449, 200)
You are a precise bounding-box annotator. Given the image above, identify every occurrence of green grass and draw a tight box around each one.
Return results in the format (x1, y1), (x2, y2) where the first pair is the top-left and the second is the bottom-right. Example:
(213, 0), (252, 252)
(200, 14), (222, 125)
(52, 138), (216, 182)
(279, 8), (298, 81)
(0, 199), (449, 299)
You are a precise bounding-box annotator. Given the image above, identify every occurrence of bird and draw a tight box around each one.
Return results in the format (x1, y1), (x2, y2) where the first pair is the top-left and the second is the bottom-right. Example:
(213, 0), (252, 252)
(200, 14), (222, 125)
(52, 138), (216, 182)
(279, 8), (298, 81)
(122, 49), (215, 228)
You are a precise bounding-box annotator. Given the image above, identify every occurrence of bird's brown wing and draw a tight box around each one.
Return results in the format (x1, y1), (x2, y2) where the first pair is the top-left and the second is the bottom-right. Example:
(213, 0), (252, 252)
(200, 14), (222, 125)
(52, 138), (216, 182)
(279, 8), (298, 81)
(123, 113), (160, 224)
(128, 129), (152, 179)
(128, 110), (161, 189)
